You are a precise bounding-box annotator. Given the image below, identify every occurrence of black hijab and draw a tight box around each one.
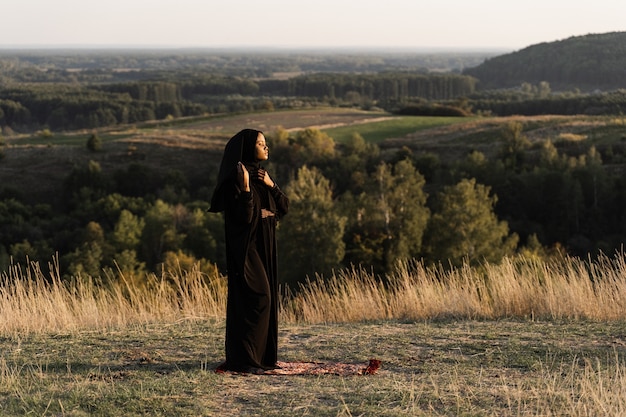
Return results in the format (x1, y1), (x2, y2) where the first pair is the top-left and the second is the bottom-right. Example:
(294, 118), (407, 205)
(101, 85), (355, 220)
(209, 129), (263, 213)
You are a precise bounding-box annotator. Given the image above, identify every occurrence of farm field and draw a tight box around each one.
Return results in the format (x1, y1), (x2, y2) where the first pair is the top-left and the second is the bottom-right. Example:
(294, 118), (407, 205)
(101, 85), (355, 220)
(4, 108), (466, 147)
(1, 319), (625, 416)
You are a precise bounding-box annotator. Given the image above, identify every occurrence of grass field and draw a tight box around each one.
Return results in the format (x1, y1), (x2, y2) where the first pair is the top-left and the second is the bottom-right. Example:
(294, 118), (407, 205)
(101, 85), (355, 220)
(322, 115), (470, 144)
(1, 319), (625, 416)
(1, 254), (626, 415)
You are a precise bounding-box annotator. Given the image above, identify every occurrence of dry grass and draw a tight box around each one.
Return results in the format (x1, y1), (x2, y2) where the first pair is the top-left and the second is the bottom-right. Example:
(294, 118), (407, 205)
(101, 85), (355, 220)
(556, 132), (587, 143)
(2, 252), (626, 336)
(0, 257), (227, 336)
(2, 253), (626, 415)
(1, 320), (626, 416)
(285, 253), (626, 324)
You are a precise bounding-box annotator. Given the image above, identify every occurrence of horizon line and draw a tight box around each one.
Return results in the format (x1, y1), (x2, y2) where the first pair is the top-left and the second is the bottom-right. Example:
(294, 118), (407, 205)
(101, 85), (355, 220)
(0, 44), (514, 53)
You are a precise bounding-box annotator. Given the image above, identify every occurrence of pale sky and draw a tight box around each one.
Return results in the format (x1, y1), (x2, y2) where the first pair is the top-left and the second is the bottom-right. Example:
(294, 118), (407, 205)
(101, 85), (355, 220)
(2, 0), (624, 51)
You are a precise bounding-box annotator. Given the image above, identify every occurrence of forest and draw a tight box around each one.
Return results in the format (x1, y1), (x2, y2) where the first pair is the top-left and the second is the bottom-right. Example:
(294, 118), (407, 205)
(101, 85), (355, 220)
(1, 33), (625, 286)
(1, 114), (625, 287)
(464, 31), (626, 91)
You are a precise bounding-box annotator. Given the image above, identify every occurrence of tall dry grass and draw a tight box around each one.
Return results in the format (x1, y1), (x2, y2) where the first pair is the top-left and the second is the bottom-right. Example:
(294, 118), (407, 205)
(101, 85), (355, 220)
(1, 252), (626, 335)
(0, 257), (227, 335)
(285, 252), (626, 323)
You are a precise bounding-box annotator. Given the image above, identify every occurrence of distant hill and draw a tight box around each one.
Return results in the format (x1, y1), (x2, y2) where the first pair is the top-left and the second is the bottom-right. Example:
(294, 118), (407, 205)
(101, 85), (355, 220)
(463, 32), (626, 92)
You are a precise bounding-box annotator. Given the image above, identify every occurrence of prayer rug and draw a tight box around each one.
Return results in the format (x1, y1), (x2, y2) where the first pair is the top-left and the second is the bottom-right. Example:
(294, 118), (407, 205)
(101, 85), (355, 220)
(215, 359), (381, 376)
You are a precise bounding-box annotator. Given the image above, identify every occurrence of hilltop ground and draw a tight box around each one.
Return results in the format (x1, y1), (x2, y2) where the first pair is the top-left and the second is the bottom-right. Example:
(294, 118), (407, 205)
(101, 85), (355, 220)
(1, 319), (625, 416)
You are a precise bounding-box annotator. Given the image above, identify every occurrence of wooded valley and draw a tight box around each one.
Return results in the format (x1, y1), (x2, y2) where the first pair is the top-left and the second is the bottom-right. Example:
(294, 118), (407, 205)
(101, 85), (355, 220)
(1, 33), (625, 285)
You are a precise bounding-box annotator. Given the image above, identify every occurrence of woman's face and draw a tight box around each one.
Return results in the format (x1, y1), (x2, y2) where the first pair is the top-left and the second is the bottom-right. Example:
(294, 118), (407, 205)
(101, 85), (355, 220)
(255, 133), (269, 161)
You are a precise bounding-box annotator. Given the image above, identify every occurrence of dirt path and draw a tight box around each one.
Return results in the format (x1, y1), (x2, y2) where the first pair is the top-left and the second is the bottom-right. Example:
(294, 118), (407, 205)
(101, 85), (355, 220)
(284, 116), (397, 132)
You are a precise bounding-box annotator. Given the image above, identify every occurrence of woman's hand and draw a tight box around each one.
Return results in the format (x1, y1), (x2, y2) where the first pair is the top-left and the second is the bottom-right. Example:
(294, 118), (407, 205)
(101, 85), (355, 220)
(257, 168), (275, 188)
(238, 162), (250, 192)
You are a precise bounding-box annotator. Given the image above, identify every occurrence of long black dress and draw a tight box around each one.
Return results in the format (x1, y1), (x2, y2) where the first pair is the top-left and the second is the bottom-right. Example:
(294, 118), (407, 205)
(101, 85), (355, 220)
(209, 129), (289, 372)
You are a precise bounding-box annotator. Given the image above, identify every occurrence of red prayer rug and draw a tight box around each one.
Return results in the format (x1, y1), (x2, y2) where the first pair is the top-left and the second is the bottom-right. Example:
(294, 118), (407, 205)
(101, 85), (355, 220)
(215, 359), (381, 376)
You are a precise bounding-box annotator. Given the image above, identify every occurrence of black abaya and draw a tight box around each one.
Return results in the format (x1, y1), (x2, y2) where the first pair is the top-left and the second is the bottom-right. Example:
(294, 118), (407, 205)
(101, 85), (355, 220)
(209, 129), (288, 372)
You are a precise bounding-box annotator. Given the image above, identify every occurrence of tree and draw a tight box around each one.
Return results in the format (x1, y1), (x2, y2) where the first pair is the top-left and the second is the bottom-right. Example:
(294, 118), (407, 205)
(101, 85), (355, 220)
(498, 121), (531, 171)
(425, 178), (518, 267)
(342, 159), (430, 273)
(112, 209), (144, 252)
(111, 249), (146, 280)
(0, 244), (9, 272)
(114, 163), (161, 197)
(278, 166), (347, 286)
(9, 239), (38, 266)
(292, 128), (336, 166)
(330, 132), (380, 194)
(268, 126), (290, 149)
(264, 127), (293, 181)
(181, 207), (222, 268)
(65, 221), (111, 278)
(63, 160), (112, 207)
(380, 159), (430, 268)
(162, 249), (215, 276)
(569, 146), (609, 253)
(86, 133), (102, 152)
(539, 139), (559, 168)
(140, 200), (186, 268)
(538, 81), (551, 98)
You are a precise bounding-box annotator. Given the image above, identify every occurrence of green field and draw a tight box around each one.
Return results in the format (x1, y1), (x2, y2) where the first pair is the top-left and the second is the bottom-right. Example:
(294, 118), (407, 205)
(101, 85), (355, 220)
(322, 115), (471, 144)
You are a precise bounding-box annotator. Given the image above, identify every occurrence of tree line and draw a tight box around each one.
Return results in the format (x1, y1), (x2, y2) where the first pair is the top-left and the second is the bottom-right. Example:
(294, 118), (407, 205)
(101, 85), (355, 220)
(0, 72), (478, 132)
(5, 76), (626, 135)
(464, 87), (626, 117)
(1, 124), (624, 287)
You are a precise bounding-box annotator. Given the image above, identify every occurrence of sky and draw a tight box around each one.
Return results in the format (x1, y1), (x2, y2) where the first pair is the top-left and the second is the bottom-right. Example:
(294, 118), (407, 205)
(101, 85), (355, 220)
(2, 0), (624, 51)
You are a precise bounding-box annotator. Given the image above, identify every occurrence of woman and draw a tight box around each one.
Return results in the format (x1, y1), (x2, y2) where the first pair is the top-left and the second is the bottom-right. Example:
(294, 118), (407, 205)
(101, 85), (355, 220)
(209, 129), (289, 373)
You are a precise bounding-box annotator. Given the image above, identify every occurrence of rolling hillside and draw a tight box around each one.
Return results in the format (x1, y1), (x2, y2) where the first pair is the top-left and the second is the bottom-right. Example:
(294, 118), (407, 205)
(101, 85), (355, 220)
(0, 109), (406, 204)
(3, 109), (624, 205)
(463, 31), (626, 92)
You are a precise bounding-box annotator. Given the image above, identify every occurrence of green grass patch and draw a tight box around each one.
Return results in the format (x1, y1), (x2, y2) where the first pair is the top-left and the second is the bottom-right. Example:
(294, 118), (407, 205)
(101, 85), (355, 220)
(586, 123), (626, 144)
(322, 116), (473, 144)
